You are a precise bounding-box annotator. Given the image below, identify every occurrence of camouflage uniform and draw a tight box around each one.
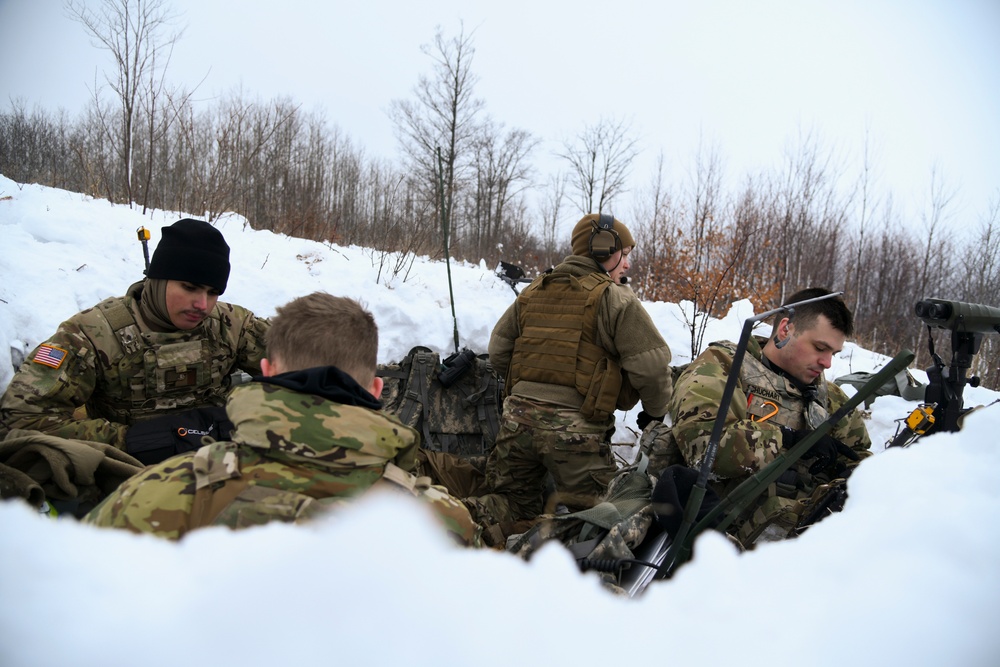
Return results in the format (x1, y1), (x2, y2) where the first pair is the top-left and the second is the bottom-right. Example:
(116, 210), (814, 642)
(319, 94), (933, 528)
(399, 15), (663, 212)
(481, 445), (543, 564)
(661, 336), (871, 547)
(84, 374), (481, 547)
(0, 281), (269, 448)
(469, 255), (672, 540)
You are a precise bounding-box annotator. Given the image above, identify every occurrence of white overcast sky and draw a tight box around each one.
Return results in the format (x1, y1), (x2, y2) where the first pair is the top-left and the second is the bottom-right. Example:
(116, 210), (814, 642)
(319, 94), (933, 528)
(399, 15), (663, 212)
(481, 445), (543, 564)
(1, 0), (998, 229)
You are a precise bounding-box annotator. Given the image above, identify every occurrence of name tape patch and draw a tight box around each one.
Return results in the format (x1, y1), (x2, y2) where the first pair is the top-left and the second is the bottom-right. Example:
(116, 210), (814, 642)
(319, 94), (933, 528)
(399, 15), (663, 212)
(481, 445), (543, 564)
(33, 344), (68, 369)
(746, 384), (780, 402)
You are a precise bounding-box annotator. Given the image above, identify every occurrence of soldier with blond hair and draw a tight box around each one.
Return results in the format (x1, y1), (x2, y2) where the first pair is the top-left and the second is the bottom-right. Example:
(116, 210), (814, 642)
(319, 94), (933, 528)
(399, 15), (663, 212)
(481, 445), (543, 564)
(85, 292), (481, 546)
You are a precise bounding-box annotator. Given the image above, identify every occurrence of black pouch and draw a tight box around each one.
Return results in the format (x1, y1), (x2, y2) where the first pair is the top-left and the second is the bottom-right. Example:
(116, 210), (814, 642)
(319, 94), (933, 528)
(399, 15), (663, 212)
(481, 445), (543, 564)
(125, 407), (234, 466)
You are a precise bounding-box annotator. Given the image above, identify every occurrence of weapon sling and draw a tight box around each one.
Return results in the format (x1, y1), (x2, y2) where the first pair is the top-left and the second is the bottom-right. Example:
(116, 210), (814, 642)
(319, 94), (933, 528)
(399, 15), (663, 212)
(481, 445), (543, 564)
(627, 345), (914, 597)
(648, 291), (917, 579)
(654, 346), (915, 582)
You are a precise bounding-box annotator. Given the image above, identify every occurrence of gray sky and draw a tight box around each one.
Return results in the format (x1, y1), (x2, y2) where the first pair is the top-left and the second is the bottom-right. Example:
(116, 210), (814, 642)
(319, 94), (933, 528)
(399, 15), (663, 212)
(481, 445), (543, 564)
(1, 0), (998, 230)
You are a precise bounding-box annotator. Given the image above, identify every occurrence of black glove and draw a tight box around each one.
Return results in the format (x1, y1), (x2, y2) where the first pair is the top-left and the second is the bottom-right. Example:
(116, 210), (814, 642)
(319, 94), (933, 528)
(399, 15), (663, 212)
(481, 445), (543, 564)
(651, 465), (722, 539)
(636, 410), (663, 431)
(780, 427), (860, 475)
(779, 426), (804, 449)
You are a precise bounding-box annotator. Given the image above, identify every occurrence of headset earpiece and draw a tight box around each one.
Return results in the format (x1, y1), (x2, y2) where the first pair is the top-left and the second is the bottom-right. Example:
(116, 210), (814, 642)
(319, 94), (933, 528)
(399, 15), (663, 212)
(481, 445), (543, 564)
(589, 213), (620, 261)
(773, 320), (791, 349)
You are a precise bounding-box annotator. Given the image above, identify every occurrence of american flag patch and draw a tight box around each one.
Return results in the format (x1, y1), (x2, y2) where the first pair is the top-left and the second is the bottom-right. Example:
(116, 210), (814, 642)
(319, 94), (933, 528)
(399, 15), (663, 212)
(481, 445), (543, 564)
(33, 344), (68, 369)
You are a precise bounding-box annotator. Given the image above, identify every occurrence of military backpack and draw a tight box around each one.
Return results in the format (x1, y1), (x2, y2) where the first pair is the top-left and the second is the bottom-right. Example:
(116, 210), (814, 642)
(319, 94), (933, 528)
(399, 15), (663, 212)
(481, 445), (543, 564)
(376, 346), (503, 458)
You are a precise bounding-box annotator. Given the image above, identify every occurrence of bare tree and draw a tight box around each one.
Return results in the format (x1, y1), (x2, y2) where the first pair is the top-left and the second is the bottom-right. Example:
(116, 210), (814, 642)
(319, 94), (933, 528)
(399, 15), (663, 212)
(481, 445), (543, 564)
(537, 172), (567, 267)
(916, 165), (958, 291)
(557, 116), (639, 215)
(958, 195), (1000, 388)
(66, 0), (182, 206)
(630, 151), (674, 300)
(388, 23), (485, 254)
(466, 120), (538, 260)
(897, 165), (959, 362)
(844, 124), (882, 320)
(678, 145), (744, 358)
(962, 195), (1000, 305)
(765, 130), (848, 300)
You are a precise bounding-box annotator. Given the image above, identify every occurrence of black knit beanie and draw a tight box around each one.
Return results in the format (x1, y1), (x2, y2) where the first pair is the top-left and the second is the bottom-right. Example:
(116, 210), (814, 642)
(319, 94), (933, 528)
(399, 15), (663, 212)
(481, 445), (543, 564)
(147, 218), (231, 294)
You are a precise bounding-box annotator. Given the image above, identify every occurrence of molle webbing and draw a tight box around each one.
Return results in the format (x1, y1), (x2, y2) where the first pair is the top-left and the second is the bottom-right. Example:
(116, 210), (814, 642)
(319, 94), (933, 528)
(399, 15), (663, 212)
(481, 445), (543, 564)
(714, 341), (831, 431)
(97, 298), (143, 356)
(94, 298), (149, 417)
(381, 461), (433, 493)
(510, 272), (612, 394)
(392, 347), (437, 452)
(90, 297), (228, 423)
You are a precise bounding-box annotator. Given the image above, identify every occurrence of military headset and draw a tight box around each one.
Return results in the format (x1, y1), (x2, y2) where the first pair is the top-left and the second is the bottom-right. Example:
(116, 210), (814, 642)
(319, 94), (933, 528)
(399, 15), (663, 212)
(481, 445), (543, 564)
(773, 311), (795, 349)
(589, 213), (622, 261)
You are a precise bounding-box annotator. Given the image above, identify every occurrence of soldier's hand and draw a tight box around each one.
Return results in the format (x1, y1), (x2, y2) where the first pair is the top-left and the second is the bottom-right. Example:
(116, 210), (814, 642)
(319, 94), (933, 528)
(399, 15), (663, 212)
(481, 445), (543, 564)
(780, 427), (860, 475)
(779, 426), (806, 449)
(636, 410), (663, 431)
(803, 434), (860, 475)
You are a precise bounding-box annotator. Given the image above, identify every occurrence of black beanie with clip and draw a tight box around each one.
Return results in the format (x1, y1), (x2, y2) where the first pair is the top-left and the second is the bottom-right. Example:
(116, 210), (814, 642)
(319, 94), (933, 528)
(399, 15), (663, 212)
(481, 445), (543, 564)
(147, 218), (231, 294)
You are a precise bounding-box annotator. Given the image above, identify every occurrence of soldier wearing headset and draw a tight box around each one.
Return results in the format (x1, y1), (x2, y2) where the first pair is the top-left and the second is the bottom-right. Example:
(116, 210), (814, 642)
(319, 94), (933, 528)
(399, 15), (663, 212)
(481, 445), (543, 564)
(464, 213), (673, 545)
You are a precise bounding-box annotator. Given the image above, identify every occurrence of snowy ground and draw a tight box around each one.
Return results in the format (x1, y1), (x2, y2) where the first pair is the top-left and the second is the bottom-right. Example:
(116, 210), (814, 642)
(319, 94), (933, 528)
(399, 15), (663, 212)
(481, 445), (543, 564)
(1, 175), (998, 666)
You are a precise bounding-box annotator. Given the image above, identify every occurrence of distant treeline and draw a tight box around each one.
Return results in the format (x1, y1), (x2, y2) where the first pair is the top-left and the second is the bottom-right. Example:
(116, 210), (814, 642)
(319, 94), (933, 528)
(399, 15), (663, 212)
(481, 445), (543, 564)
(2, 21), (998, 391)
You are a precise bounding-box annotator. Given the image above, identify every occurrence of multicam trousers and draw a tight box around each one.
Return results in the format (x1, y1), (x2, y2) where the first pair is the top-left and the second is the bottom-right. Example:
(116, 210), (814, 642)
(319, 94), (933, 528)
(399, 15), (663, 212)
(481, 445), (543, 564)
(466, 395), (617, 533)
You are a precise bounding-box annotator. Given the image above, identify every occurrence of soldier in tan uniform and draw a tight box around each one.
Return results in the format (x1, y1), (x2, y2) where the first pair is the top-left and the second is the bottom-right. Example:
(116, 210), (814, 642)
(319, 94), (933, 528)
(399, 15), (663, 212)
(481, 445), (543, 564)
(84, 292), (481, 546)
(465, 213), (673, 544)
(660, 287), (871, 548)
(0, 219), (270, 459)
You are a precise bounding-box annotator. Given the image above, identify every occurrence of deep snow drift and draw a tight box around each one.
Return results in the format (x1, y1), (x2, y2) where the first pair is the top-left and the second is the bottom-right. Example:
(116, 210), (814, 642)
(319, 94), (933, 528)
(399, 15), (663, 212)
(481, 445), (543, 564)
(1, 175), (998, 666)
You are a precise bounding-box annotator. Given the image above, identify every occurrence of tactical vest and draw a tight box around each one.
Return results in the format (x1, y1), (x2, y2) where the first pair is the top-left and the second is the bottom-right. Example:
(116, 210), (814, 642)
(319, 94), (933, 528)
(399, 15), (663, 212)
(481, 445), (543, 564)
(509, 271), (622, 421)
(86, 297), (234, 425)
(709, 340), (839, 547)
(720, 340), (832, 431)
(644, 342), (842, 549)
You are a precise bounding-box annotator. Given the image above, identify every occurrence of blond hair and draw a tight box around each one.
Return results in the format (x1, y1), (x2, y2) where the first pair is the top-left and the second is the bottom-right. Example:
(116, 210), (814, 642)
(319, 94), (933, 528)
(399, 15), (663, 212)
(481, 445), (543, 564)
(266, 292), (378, 385)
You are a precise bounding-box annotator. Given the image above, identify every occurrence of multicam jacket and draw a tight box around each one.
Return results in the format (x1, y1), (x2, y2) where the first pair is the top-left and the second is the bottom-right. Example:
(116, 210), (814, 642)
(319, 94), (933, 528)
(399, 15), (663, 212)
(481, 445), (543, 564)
(83, 371), (481, 547)
(0, 281), (269, 448)
(666, 336), (871, 545)
(489, 255), (673, 420)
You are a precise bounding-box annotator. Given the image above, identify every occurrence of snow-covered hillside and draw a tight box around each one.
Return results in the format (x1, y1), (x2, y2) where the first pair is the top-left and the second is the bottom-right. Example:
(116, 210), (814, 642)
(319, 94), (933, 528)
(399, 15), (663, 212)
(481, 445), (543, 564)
(1, 175), (998, 666)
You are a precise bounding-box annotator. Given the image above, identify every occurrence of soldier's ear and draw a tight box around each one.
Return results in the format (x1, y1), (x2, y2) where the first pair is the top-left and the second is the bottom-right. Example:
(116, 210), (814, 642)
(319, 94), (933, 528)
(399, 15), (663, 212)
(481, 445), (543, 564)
(261, 358), (278, 377)
(773, 318), (792, 349)
(369, 375), (384, 399)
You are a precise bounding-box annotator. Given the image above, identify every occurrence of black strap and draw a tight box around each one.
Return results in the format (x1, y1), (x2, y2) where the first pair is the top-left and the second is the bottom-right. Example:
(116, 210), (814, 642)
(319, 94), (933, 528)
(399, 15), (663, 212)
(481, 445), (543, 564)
(400, 350), (437, 452)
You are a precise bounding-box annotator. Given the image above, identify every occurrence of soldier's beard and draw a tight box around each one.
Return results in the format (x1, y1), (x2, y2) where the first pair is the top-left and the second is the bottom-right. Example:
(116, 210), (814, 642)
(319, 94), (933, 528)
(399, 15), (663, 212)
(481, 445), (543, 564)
(137, 278), (182, 332)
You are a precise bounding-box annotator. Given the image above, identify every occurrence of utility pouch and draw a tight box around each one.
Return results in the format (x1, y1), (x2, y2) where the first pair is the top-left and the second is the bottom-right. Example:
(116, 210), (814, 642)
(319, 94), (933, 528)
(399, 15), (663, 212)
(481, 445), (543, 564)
(580, 357), (622, 422)
(125, 406), (234, 466)
(438, 349), (477, 388)
(736, 495), (800, 548)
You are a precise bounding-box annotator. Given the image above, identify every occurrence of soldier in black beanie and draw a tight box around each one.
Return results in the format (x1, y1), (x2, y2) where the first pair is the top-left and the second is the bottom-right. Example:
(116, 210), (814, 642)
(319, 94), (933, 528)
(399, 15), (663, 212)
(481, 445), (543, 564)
(1, 218), (271, 489)
(147, 218), (232, 294)
(141, 218), (236, 331)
